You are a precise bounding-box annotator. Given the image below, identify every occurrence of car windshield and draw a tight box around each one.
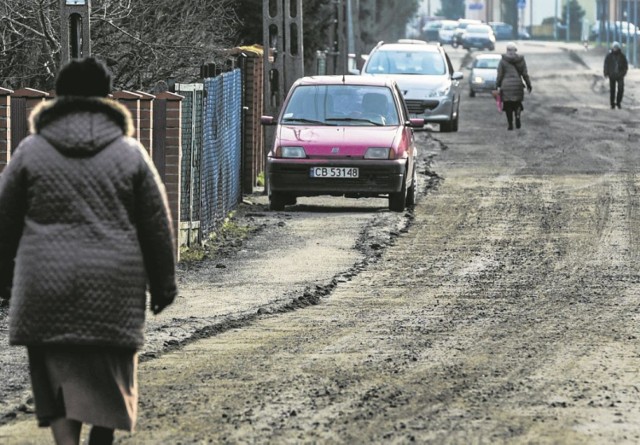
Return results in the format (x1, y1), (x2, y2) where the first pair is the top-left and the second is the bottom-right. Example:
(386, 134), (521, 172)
(364, 49), (446, 75)
(281, 84), (400, 126)
(474, 58), (500, 69)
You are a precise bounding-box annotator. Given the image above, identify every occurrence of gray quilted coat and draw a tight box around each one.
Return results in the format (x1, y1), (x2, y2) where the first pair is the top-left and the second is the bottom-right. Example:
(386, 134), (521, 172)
(496, 54), (531, 102)
(0, 97), (177, 349)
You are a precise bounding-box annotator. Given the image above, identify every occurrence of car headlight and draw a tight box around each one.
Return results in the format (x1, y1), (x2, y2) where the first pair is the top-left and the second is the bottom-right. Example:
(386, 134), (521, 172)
(472, 76), (484, 84)
(275, 146), (306, 158)
(364, 147), (395, 160)
(428, 84), (451, 98)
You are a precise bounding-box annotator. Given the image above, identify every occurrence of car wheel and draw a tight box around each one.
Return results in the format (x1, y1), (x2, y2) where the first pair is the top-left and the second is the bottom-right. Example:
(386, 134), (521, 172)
(405, 166), (417, 208)
(389, 175), (407, 212)
(269, 191), (287, 211)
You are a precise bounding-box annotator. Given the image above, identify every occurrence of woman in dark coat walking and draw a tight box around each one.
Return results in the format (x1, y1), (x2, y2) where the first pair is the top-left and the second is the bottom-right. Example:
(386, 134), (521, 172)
(496, 42), (532, 130)
(0, 58), (177, 444)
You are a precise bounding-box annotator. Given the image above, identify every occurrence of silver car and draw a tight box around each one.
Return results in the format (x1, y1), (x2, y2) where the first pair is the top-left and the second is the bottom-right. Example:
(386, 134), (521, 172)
(361, 40), (463, 132)
(468, 53), (501, 97)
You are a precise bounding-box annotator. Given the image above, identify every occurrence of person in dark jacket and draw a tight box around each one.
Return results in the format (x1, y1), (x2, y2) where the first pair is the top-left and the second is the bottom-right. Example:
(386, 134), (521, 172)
(496, 42), (532, 130)
(603, 41), (628, 109)
(0, 57), (177, 445)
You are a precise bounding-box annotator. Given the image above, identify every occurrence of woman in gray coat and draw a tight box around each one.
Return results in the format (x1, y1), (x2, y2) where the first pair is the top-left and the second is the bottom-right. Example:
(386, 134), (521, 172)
(0, 58), (177, 445)
(496, 42), (532, 130)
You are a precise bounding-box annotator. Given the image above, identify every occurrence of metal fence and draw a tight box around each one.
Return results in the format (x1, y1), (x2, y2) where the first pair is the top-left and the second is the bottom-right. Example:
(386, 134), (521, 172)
(178, 69), (243, 244)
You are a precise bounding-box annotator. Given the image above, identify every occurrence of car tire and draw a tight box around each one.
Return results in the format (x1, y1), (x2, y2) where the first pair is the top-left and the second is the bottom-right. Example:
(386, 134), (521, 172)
(269, 191), (287, 211)
(405, 166), (417, 208)
(389, 176), (407, 212)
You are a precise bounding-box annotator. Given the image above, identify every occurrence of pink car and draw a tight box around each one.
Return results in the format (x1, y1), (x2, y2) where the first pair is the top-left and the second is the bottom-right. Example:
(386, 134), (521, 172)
(261, 75), (424, 212)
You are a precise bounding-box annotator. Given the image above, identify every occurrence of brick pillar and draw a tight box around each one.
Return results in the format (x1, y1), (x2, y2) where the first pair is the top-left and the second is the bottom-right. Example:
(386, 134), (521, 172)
(155, 92), (183, 260)
(135, 91), (154, 154)
(0, 88), (13, 173)
(112, 91), (141, 141)
(14, 88), (50, 119)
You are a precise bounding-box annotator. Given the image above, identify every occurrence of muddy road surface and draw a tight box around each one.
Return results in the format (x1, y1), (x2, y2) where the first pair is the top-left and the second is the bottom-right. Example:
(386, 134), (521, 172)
(3, 41), (640, 444)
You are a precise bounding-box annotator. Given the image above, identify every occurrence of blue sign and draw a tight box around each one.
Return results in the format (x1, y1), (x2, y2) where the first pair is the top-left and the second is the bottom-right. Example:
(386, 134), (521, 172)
(517, 0), (526, 9)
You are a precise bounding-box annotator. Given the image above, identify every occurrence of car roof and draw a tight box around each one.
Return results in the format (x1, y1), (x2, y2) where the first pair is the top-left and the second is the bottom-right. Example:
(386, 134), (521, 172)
(373, 41), (442, 53)
(473, 53), (501, 59)
(291, 75), (398, 89)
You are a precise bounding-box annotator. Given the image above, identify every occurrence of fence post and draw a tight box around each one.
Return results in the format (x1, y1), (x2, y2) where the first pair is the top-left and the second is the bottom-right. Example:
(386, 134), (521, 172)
(0, 87), (13, 173)
(155, 91), (183, 261)
(112, 90), (141, 141)
(135, 91), (154, 154)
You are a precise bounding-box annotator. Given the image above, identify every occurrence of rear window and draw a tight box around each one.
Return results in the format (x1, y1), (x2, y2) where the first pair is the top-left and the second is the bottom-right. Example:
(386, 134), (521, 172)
(364, 49), (446, 75)
(282, 85), (400, 126)
(474, 58), (500, 69)
(467, 25), (492, 34)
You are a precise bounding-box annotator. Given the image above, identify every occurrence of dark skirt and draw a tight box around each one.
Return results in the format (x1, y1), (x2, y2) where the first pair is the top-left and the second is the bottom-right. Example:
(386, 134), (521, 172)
(27, 345), (138, 431)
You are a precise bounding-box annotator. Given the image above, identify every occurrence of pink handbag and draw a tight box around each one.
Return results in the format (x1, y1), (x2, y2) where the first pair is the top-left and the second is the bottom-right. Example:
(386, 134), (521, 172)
(491, 90), (503, 112)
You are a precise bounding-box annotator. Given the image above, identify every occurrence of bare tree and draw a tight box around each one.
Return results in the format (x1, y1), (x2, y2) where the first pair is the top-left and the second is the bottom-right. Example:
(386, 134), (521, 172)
(0, 0), (239, 92)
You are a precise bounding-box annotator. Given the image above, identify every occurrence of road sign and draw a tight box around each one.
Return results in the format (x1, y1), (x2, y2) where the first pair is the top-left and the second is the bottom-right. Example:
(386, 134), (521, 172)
(517, 0), (526, 9)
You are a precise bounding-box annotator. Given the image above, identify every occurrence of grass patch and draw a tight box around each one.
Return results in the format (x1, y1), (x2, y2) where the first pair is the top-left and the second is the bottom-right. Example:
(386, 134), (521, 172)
(179, 211), (254, 264)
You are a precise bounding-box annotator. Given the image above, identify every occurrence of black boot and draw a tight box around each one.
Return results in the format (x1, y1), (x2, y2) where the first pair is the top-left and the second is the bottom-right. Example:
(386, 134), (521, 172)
(515, 112), (521, 129)
(507, 112), (513, 130)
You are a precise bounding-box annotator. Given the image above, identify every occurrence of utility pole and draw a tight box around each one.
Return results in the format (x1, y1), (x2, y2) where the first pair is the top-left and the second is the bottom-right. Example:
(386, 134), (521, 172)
(60, 0), (91, 64)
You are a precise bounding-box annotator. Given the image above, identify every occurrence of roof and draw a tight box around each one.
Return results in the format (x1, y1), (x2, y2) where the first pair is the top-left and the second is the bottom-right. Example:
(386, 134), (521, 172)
(293, 75), (397, 88)
(375, 41), (442, 53)
(473, 53), (501, 59)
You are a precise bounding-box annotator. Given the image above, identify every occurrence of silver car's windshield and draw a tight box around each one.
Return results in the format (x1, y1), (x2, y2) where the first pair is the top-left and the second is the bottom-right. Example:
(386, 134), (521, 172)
(364, 50), (446, 75)
(281, 84), (400, 126)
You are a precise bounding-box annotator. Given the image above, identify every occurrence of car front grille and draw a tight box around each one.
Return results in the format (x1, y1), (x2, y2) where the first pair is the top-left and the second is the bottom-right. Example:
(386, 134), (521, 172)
(405, 99), (439, 114)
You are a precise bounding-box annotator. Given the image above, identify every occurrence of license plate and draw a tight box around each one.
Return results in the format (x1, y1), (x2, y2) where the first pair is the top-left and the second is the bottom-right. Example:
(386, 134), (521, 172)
(310, 167), (359, 178)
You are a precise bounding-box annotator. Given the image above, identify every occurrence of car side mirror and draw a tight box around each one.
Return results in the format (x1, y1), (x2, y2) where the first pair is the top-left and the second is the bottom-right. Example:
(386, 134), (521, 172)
(408, 118), (425, 128)
(261, 115), (276, 125)
(452, 71), (464, 80)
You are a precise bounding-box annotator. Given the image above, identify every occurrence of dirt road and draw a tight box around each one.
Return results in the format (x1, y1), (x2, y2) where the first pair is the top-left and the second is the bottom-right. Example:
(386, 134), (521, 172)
(3, 41), (640, 444)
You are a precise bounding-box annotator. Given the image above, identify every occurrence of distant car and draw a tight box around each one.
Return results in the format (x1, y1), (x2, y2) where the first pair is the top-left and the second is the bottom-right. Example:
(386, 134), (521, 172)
(261, 75), (424, 212)
(452, 19), (482, 47)
(489, 21), (513, 40)
(461, 24), (496, 51)
(360, 39), (463, 132)
(468, 53), (501, 97)
(422, 20), (443, 42)
(438, 20), (459, 45)
(590, 20), (639, 42)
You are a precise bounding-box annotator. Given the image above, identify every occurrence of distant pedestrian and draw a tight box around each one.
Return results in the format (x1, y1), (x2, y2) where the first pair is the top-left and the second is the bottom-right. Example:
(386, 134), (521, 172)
(0, 57), (178, 445)
(496, 42), (532, 130)
(603, 41), (628, 109)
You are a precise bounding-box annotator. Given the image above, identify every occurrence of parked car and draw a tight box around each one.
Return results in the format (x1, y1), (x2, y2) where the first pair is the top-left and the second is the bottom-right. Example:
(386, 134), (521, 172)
(438, 20), (460, 45)
(261, 75), (424, 212)
(452, 19), (482, 47)
(468, 53), (501, 97)
(422, 20), (444, 42)
(489, 21), (513, 40)
(461, 24), (496, 50)
(360, 39), (463, 132)
(590, 20), (639, 42)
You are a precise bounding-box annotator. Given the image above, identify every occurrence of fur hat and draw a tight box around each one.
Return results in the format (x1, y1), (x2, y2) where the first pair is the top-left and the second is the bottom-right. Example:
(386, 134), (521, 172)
(612, 41), (621, 50)
(55, 57), (112, 97)
(506, 42), (518, 52)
